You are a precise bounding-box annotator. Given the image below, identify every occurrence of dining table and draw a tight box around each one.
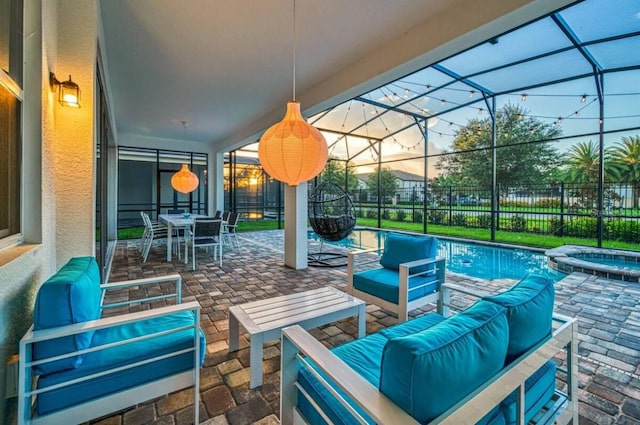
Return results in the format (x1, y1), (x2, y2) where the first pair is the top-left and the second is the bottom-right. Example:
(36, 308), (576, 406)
(159, 214), (207, 263)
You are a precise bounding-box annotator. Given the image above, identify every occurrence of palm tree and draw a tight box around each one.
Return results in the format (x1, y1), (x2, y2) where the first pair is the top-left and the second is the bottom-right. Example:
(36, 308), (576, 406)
(609, 135), (640, 208)
(563, 140), (620, 211)
(564, 140), (600, 184)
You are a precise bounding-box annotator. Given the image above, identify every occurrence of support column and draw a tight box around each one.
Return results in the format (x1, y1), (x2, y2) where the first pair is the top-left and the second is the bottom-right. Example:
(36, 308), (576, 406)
(284, 182), (308, 269)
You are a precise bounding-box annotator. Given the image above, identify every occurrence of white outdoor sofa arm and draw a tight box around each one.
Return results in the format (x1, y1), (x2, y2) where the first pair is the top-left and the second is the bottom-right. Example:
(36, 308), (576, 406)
(280, 325), (419, 425)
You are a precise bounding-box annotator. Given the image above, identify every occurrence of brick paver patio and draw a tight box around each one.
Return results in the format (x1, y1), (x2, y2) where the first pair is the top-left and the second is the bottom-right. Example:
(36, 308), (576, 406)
(93, 230), (640, 425)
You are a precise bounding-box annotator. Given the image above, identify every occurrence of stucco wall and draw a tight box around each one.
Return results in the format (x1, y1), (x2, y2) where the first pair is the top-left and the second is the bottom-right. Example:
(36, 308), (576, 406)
(0, 1), (98, 423)
(52, 0), (98, 267)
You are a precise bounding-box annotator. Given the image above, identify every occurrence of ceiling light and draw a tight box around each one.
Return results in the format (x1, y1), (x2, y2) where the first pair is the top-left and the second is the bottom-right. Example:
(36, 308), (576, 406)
(171, 121), (199, 194)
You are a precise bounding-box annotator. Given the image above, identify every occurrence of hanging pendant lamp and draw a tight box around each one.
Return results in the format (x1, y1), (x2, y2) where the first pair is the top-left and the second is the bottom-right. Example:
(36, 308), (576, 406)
(258, 0), (327, 187)
(171, 121), (199, 194)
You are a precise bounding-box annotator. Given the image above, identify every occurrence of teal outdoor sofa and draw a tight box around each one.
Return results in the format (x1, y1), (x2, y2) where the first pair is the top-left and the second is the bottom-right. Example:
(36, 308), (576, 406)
(281, 274), (578, 425)
(18, 257), (205, 425)
(347, 232), (445, 322)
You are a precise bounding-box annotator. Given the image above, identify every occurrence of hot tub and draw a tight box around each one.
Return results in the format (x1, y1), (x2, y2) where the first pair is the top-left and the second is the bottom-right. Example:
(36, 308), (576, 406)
(546, 245), (640, 283)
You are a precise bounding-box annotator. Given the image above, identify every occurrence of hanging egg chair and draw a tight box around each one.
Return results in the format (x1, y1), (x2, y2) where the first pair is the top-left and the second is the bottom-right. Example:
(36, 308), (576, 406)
(308, 182), (356, 266)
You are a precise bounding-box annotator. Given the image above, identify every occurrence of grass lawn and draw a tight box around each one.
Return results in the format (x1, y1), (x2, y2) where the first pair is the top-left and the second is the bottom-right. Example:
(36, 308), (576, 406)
(117, 218), (639, 251)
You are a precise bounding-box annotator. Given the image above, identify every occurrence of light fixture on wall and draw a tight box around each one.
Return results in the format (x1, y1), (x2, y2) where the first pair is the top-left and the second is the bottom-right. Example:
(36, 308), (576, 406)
(49, 72), (81, 108)
(257, 0), (328, 187)
(171, 121), (199, 194)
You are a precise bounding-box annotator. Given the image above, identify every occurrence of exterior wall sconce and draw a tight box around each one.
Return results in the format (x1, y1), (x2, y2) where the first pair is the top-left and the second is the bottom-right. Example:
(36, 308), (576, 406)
(49, 72), (81, 108)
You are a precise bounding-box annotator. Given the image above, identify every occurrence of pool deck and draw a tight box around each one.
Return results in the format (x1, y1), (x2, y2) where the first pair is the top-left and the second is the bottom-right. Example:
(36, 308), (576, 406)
(98, 229), (640, 425)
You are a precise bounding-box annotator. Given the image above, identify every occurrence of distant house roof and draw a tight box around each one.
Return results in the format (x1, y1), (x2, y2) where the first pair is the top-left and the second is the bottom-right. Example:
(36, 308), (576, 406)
(356, 170), (425, 182)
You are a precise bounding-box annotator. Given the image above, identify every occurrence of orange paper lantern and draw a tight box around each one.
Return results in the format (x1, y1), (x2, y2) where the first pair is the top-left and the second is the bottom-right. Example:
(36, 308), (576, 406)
(171, 164), (199, 194)
(258, 101), (328, 186)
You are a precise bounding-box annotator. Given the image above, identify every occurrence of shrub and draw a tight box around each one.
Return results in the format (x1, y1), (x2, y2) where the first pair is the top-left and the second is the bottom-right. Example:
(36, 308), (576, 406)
(533, 199), (561, 209)
(428, 210), (446, 225)
(395, 210), (406, 222)
(452, 213), (467, 227)
(381, 210), (391, 220)
(548, 216), (563, 235)
(412, 211), (423, 223)
(500, 200), (530, 208)
(604, 219), (639, 242)
(565, 217), (598, 238)
(366, 209), (377, 219)
(477, 214), (491, 228)
(509, 215), (527, 232)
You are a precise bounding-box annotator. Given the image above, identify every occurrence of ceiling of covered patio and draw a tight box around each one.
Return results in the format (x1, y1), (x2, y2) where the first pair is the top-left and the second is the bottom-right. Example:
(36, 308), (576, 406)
(236, 0), (640, 173)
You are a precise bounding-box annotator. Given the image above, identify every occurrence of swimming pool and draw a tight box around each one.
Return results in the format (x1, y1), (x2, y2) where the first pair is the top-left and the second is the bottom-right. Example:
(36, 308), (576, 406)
(309, 228), (559, 281)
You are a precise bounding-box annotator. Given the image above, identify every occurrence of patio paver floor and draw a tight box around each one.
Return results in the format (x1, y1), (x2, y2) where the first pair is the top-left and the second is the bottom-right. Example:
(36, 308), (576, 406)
(94, 230), (640, 425)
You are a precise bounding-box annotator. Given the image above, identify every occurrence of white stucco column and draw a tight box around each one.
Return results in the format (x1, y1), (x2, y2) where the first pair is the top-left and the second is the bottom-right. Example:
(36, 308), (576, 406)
(284, 182), (308, 269)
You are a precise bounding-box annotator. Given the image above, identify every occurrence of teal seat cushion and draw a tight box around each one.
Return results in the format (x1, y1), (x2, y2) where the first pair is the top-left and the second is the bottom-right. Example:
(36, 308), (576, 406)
(353, 268), (439, 304)
(379, 233), (438, 274)
(33, 257), (102, 375)
(501, 361), (557, 425)
(36, 311), (205, 415)
(483, 274), (554, 363)
(297, 333), (388, 425)
(379, 300), (509, 423)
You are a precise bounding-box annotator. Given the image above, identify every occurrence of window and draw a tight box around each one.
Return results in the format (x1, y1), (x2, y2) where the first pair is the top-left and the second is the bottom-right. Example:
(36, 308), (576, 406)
(0, 0), (23, 245)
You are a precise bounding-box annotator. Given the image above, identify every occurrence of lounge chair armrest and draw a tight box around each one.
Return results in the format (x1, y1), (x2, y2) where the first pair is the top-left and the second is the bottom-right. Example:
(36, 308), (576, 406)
(100, 273), (182, 308)
(281, 325), (419, 425)
(22, 302), (200, 343)
(399, 256), (445, 272)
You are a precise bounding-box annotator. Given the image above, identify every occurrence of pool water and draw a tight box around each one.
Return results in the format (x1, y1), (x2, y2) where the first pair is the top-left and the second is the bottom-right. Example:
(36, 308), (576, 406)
(309, 228), (560, 281)
(578, 257), (640, 270)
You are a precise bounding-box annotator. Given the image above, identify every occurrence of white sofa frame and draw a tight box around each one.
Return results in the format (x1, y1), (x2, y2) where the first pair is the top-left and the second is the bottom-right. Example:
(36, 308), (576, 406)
(18, 274), (202, 425)
(281, 282), (578, 425)
(347, 246), (446, 322)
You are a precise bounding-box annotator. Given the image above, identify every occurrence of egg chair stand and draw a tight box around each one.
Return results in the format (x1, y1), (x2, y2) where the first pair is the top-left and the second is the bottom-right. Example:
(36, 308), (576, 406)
(308, 183), (356, 268)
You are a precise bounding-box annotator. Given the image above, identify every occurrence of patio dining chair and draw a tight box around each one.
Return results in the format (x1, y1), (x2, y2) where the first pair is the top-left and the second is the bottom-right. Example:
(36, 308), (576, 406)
(141, 212), (168, 262)
(223, 212), (240, 249)
(189, 218), (223, 269)
(141, 213), (182, 262)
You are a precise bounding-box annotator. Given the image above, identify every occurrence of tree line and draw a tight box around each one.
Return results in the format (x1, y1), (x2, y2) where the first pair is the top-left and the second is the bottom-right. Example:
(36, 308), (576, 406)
(320, 103), (640, 208)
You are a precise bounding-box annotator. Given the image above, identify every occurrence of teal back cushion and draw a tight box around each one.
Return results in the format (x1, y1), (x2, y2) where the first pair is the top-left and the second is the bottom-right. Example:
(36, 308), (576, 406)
(483, 274), (555, 363)
(379, 301), (509, 423)
(379, 233), (438, 273)
(33, 257), (102, 375)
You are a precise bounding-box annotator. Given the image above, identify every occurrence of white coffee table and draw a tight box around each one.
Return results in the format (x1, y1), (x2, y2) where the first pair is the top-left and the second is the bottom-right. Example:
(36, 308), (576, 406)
(228, 286), (366, 388)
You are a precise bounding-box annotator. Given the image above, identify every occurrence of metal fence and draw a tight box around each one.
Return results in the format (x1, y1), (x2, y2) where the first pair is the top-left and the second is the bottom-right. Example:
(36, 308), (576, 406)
(117, 182), (640, 245)
(350, 182), (640, 243)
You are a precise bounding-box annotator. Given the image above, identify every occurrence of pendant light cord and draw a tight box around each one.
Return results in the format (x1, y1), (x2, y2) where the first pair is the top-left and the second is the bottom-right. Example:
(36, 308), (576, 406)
(181, 120), (188, 164)
(292, 0), (296, 101)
